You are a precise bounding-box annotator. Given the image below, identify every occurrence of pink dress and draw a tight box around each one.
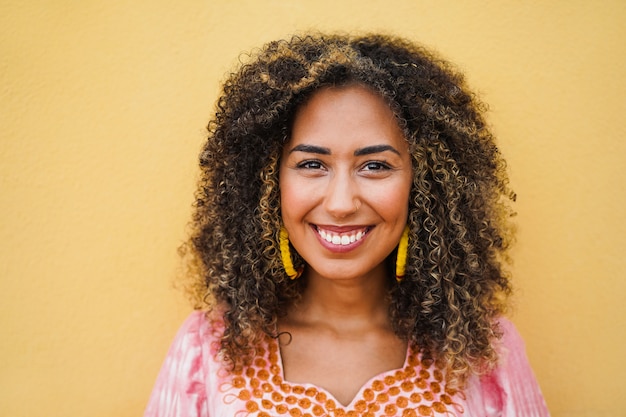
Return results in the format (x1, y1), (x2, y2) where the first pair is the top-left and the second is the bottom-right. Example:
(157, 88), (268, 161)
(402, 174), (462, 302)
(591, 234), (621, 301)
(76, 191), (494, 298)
(144, 311), (549, 417)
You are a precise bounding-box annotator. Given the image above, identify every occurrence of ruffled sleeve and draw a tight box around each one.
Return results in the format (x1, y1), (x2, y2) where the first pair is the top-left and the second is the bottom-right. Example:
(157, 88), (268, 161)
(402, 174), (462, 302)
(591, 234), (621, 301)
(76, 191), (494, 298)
(471, 318), (551, 417)
(144, 311), (209, 417)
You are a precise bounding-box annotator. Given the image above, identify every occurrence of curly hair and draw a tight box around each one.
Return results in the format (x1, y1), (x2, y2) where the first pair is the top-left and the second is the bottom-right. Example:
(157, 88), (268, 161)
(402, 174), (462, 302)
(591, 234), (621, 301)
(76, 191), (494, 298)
(182, 33), (515, 387)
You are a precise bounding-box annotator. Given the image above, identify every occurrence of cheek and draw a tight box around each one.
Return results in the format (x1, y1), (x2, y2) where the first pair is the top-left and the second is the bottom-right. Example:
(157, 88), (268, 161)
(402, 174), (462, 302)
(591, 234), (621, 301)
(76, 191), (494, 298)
(279, 176), (309, 224)
(372, 178), (412, 220)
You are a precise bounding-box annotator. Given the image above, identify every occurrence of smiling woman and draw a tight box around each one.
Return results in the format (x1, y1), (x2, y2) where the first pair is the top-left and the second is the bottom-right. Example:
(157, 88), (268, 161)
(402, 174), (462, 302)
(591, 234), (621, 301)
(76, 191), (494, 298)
(279, 85), (413, 284)
(144, 33), (550, 416)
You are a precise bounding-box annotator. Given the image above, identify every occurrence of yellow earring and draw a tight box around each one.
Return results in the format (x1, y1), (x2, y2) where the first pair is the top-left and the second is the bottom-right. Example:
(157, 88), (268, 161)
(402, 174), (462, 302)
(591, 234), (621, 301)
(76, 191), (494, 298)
(395, 226), (410, 282)
(279, 227), (303, 280)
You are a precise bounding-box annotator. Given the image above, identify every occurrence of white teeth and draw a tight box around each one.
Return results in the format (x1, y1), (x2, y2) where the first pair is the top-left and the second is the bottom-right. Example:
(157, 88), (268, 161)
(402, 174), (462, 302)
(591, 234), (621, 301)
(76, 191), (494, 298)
(317, 227), (368, 246)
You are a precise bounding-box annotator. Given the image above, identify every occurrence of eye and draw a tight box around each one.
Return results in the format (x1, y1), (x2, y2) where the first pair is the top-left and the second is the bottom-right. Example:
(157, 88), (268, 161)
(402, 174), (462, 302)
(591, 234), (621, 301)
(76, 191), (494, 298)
(362, 161), (391, 171)
(296, 160), (324, 170)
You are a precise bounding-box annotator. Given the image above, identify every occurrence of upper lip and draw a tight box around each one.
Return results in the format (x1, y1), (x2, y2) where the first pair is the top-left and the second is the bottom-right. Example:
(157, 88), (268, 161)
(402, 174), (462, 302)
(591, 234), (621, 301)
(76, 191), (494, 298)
(313, 224), (371, 232)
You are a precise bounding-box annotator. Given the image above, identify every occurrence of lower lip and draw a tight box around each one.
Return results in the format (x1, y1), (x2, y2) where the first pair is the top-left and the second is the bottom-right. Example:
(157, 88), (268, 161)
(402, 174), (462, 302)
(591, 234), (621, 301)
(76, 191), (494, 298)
(312, 226), (370, 253)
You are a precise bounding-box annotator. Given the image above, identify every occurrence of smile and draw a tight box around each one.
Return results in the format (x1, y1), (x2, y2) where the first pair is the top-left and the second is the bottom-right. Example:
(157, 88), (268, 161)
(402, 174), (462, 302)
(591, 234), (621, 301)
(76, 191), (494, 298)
(315, 226), (370, 246)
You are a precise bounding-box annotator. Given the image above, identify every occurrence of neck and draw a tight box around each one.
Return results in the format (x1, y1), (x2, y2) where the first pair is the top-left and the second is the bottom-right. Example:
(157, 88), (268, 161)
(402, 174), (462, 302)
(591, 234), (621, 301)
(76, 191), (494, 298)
(292, 264), (392, 330)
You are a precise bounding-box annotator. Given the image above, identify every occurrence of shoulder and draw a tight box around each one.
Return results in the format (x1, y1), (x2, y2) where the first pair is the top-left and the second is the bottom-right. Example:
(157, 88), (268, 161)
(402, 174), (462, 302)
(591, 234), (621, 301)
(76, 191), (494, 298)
(173, 310), (216, 337)
(175, 310), (209, 337)
(143, 311), (224, 417)
(466, 316), (551, 416)
(153, 310), (220, 382)
(169, 310), (224, 358)
(486, 316), (538, 381)
(494, 316), (527, 359)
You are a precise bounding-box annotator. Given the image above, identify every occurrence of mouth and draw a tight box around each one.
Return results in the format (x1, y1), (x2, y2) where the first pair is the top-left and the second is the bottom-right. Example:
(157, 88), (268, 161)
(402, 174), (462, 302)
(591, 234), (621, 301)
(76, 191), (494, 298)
(314, 225), (372, 247)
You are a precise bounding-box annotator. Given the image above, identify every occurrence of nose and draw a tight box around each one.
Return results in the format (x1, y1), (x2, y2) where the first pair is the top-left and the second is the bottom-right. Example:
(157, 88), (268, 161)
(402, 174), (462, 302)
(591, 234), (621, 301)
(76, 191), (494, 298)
(324, 172), (360, 218)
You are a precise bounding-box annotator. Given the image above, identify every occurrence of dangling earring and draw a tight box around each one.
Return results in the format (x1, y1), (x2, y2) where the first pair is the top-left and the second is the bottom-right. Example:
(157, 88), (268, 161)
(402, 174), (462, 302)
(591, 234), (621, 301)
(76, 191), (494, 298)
(279, 227), (303, 280)
(395, 225), (410, 282)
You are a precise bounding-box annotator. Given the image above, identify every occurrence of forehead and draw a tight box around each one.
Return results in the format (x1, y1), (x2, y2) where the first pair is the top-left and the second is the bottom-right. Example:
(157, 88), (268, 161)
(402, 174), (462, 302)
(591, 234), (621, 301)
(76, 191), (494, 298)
(288, 84), (406, 151)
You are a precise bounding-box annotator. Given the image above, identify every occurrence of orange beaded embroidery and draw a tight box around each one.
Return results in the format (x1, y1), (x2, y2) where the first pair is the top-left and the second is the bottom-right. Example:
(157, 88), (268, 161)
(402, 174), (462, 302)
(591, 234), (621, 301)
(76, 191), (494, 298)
(221, 337), (465, 417)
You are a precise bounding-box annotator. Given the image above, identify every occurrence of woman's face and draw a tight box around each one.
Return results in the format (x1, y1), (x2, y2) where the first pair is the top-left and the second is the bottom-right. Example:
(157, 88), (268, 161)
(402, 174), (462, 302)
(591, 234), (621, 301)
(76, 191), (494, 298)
(279, 85), (413, 282)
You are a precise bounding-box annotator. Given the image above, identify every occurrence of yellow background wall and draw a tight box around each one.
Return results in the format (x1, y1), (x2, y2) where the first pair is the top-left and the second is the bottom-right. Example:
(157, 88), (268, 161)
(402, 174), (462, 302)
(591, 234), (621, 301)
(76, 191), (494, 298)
(2, 1), (624, 416)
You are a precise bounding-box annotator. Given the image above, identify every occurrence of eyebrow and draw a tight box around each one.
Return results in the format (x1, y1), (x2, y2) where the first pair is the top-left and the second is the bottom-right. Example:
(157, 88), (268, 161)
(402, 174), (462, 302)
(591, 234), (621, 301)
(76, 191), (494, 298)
(354, 144), (400, 156)
(288, 144), (331, 155)
(288, 143), (400, 156)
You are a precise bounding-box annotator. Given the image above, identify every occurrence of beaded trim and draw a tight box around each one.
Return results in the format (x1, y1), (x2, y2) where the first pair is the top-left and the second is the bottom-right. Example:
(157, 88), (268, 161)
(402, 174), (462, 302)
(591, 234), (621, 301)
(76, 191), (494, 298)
(221, 336), (465, 417)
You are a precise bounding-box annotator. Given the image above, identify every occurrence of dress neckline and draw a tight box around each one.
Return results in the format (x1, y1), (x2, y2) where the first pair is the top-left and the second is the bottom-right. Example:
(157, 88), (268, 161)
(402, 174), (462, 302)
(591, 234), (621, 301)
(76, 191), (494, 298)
(220, 320), (465, 416)
(272, 335), (413, 409)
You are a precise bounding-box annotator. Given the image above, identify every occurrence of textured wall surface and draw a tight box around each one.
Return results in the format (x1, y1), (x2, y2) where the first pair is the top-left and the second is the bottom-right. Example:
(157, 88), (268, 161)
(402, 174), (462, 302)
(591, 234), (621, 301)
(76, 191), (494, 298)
(1, 1), (625, 416)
